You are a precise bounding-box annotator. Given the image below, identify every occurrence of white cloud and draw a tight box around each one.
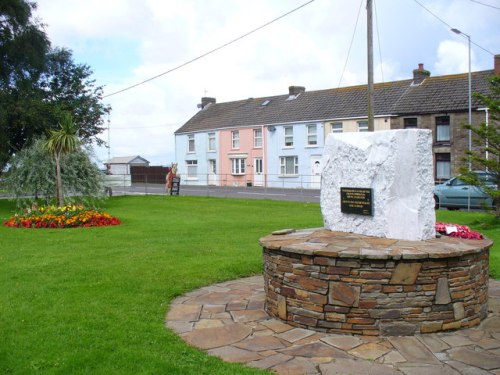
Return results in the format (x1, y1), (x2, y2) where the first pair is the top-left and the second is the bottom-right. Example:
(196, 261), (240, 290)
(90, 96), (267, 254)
(434, 40), (479, 75)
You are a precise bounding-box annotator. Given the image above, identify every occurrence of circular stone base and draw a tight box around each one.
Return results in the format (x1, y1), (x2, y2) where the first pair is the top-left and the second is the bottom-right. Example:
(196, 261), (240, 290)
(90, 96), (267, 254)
(260, 228), (493, 336)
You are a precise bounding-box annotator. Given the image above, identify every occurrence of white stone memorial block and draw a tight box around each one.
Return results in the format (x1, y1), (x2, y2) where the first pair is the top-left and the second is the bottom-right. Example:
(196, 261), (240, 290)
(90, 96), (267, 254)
(321, 129), (436, 241)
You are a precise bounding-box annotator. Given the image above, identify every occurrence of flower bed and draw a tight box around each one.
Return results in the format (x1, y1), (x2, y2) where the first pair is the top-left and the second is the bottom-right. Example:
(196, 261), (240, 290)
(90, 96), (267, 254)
(4, 204), (121, 228)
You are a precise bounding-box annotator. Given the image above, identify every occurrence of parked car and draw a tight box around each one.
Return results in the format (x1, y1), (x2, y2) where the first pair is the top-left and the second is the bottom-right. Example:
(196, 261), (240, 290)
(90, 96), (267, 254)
(434, 171), (497, 210)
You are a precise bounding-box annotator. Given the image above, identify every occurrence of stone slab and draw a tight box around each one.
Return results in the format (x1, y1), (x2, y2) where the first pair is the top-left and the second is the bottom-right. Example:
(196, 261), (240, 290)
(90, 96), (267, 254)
(208, 346), (263, 363)
(182, 323), (251, 350)
(319, 358), (402, 375)
(447, 347), (500, 370)
(389, 336), (441, 364)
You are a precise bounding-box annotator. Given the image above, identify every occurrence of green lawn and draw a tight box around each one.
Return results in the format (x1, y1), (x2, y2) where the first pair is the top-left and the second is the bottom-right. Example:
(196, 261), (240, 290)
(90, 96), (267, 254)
(0, 196), (498, 374)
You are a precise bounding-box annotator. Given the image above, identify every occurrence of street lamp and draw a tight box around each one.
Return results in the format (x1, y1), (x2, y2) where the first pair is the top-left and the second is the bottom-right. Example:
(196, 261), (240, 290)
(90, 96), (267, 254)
(451, 28), (472, 172)
(478, 107), (489, 172)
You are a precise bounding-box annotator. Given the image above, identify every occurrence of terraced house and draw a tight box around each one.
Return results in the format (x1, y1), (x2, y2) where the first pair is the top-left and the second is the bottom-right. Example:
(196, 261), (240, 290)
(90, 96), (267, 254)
(174, 55), (499, 189)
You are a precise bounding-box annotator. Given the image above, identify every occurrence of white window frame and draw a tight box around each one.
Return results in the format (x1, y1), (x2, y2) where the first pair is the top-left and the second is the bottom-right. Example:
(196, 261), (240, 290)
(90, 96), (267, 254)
(280, 156), (298, 176)
(331, 122), (343, 133)
(187, 134), (195, 153)
(186, 160), (198, 179)
(358, 121), (368, 132)
(208, 132), (216, 152)
(283, 126), (294, 147)
(436, 116), (450, 142)
(254, 128), (262, 148)
(231, 130), (240, 149)
(436, 153), (451, 180)
(231, 158), (245, 175)
(306, 124), (317, 146)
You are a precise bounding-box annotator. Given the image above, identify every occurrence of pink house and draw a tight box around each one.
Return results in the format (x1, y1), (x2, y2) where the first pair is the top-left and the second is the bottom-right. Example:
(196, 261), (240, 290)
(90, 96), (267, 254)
(219, 127), (266, 187)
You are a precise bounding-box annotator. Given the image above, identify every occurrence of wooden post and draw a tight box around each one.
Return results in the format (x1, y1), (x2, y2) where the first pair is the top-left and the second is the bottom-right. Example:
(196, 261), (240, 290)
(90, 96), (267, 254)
(367, 0), (374, 132)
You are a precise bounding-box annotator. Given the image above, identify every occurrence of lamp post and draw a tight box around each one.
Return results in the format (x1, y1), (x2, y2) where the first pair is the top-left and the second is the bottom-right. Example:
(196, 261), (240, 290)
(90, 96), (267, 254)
(478, 107), (489, 172)
(451, 28), (472, 172)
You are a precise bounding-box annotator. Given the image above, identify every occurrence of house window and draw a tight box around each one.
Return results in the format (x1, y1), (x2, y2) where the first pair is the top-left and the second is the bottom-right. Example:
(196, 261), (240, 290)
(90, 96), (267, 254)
(280, 156), (298, 176)
(186, 160), (198, 178)
(358, 121), (368, 132)
(187, 134), (195, 152)
(404, 118), (418, 129)
(331, 123), (343, 133)
(254, 129), (262, 148)
(284, 126), (294, 147)
(231, 158), (245, 175)
(435, 153), (451, 180)
(231, 130), (240, 149)
(436, 116), (450, 142)
(307, 124), (317, 146)
(208, 132), (216, 151)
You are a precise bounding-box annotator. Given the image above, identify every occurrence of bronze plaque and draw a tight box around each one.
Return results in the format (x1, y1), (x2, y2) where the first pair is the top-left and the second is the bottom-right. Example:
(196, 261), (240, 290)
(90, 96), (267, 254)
(340, 187), (373, 216)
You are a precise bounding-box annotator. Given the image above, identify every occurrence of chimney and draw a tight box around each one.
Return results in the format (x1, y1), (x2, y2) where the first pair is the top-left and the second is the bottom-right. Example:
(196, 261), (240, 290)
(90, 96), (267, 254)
(412, 63), (430, 85)
(495, 54), (500, 76)
(201, 97), (216, 109)
(288, 86), (305, 96)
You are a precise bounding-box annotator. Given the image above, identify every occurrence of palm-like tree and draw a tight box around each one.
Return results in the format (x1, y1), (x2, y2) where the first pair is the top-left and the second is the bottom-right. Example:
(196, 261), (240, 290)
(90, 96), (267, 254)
(45, 113), (80, 206)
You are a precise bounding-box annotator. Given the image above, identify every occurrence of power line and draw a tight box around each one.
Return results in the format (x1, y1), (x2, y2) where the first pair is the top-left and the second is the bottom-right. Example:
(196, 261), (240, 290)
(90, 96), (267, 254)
(413, 0), (494, 56)
(338, 0), (364, 88)
(470, 0), (500, 10)
(374, 0), (384, 82)
(103, 0), (314, 98)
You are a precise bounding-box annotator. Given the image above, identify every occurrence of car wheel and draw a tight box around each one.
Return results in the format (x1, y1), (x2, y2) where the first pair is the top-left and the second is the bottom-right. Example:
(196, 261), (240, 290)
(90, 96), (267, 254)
(434, 195), (439, 209)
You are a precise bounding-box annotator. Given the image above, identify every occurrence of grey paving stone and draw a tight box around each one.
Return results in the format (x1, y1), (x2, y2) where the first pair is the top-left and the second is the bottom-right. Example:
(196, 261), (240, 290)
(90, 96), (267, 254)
(208, 346), (263, 363)
(182, 323), (252, 350)
(248, 353), (293, 369)
(389, 336), (441, 364)
(276, 328), (316, 343)
(271, 357), (320, 375)
(233, 335), (288, 352)
(445, 360), (494, 375)
(321, 334), (365, 351)
(447, 347), (500, 370)
(398, 364), (461, 375)
(320, 358), (402, 375)
(417, 334), (450, 352)
(280, 342), (352, 359)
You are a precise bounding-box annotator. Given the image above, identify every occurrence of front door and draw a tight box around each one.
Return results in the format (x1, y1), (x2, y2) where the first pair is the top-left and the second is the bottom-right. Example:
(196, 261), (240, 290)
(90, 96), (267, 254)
(208, 159), (218, 185)
(310, 156), (322, 189)
(253, 158), (264, 186)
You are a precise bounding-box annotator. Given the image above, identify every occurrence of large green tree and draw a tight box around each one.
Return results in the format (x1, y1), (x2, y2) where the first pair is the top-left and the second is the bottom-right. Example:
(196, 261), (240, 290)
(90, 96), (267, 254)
(0, 0), (49, 86)
(0, 1), (110, 172)
(461, 75), (500, 217)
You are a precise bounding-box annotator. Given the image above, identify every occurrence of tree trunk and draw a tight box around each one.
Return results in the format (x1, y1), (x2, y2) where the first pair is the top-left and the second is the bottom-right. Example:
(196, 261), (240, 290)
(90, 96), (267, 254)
(55, 153), (64, 207)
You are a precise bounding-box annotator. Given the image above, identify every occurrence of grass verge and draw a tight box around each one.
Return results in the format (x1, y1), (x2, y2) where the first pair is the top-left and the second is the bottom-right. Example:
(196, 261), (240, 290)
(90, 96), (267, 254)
(0, 196), (497, 374)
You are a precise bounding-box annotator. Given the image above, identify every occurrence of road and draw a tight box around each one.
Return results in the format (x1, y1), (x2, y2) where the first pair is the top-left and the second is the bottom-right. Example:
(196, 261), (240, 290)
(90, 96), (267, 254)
(112, 183), (321, 203)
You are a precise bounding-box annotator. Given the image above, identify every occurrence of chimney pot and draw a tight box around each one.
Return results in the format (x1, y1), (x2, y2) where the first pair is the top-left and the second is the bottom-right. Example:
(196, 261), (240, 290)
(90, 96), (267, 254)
(412, 63), (430, 85)
(201, 97), (216, 109)
(495, 54), (500, 76)
(288, 86), (305, 96)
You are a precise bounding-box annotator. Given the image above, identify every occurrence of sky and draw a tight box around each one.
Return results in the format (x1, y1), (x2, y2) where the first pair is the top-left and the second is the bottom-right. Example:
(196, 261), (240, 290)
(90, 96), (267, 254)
(34, 0), (500, 167)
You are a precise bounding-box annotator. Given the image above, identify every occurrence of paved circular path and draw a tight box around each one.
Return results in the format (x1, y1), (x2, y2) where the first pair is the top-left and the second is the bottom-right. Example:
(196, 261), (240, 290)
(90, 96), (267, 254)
(166, 276), (500, 374)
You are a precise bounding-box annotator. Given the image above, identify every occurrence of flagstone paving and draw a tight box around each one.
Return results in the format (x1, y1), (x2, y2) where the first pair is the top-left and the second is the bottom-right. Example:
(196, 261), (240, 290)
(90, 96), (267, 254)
(166, 276), (500, 374)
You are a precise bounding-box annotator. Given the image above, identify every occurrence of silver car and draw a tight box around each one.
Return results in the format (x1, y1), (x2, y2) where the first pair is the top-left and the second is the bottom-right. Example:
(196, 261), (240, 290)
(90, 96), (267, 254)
(434, 171), (496, 210)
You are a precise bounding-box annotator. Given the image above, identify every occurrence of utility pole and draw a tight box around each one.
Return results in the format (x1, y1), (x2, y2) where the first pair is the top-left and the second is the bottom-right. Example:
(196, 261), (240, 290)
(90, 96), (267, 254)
(367, 0), (374, 131)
